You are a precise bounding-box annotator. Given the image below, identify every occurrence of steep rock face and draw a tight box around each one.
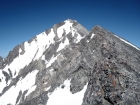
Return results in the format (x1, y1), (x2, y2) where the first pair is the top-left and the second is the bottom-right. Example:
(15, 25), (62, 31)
(0, 56), (3, 69)
(82, 26), (140, 105)
(0, 19), (140, 105)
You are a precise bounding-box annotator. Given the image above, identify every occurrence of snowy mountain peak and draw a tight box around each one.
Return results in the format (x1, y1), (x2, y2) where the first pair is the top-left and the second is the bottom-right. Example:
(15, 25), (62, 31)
(64, 19), (77, 23)
(0, 20), (140, 105)
(0, 19), (90, 102)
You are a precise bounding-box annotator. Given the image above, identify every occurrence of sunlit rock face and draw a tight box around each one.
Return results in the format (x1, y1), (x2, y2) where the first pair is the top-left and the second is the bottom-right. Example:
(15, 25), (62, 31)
(0, 19), (140, 105)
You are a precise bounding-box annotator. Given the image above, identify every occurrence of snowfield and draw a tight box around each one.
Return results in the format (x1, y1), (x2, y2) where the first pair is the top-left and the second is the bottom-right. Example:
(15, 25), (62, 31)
(47, 80), (87, 105)
(0, 70), (38, 105)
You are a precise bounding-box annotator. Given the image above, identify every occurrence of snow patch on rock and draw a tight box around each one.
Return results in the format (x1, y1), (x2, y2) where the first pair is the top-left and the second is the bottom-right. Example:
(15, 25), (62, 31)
(114, 34), (140, 51)
(0, 70), (39, 105)
(57, 37), (69, 52)
(57, 20), (73, 39)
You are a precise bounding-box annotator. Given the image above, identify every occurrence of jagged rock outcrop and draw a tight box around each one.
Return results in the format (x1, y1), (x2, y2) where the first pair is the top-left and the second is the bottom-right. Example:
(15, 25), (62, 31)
(0, 56), (3, 69)
(0, 19), (140, 105)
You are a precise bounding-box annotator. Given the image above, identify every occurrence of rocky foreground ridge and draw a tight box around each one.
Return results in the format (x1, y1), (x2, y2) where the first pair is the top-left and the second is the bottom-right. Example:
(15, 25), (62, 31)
(0, 19), (140, 105)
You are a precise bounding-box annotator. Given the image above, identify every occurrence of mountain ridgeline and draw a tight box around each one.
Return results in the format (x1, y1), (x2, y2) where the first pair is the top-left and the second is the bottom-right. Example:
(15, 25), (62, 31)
(0, 19), (140, 105)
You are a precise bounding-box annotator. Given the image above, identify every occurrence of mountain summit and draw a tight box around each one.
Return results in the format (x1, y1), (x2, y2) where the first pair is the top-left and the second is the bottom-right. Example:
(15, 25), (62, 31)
(0, 19), (140, 105)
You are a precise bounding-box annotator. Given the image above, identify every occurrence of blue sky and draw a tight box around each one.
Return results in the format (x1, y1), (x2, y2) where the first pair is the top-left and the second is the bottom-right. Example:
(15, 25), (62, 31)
(0, 0), (140, 57)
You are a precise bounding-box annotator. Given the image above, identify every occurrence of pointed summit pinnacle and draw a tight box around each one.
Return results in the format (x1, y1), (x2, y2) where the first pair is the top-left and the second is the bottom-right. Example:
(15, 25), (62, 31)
(65, 19), (77, 23)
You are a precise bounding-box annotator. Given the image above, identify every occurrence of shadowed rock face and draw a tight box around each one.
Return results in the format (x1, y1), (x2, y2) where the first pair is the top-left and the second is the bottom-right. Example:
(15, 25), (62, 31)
(0, 20), (140, 105)
(0, 56), (3, 69)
